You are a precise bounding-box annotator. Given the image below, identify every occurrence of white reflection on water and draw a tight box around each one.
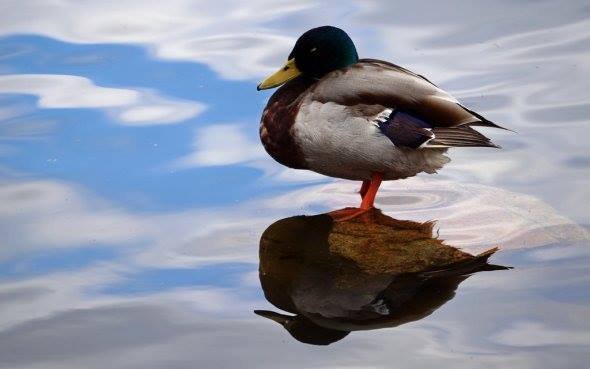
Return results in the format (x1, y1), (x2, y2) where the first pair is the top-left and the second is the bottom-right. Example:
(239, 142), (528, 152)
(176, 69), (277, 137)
(0, 0), (590, 368)
(1, 1), (589, 211)
(1, 177), (585, 264)
(0, 74), (206, 125)
(0, 0), (301, 79)
(265, 179), (589, 251)
(0, 177), (587, 351)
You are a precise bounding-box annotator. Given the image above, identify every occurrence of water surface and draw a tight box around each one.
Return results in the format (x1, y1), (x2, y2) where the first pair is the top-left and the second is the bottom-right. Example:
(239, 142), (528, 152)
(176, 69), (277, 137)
(0, 1), (589, 368)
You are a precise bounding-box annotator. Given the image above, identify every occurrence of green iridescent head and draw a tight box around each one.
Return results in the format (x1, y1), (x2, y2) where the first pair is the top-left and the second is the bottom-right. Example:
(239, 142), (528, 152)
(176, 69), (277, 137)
(257, 26), (359, 90)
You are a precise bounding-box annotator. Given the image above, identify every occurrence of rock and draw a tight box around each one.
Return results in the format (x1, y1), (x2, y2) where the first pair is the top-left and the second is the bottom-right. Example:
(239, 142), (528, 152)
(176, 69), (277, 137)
(327, 208), (477, 275)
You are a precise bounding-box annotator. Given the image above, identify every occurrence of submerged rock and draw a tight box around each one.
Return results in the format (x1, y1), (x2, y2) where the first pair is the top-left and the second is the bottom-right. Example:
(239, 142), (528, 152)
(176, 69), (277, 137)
(255, 208), (509, 345)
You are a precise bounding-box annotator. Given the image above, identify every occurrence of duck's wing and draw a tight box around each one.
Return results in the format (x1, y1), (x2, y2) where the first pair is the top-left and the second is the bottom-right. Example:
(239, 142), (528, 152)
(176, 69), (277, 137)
(309, 59), (508, 149)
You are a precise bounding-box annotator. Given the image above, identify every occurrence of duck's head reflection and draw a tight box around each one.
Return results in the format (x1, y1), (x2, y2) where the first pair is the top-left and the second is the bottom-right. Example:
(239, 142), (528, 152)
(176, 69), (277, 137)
(254, 208), (509, 345)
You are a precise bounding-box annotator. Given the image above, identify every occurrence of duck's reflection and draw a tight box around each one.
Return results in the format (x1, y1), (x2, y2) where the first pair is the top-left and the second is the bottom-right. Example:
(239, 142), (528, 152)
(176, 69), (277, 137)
(254, 208), (509, 345)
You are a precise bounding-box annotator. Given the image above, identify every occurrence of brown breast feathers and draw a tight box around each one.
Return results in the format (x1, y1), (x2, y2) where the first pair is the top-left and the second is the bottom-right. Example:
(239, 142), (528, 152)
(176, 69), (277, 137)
(259, 77), (315, 169)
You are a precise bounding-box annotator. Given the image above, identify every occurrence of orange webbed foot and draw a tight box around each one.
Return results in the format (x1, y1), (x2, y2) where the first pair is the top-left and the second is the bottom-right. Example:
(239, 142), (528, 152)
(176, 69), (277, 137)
(329, 207), (374, 222)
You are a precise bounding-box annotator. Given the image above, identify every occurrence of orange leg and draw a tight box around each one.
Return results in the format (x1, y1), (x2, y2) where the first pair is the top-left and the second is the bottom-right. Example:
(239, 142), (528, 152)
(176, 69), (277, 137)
(359, 179), (370, 199)
(330, 172), (384, 222)
(360, 172), (383, 209)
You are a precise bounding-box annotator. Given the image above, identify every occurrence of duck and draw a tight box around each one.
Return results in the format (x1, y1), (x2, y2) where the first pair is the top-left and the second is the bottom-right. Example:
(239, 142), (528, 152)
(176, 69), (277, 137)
(257, 26), (507, 218)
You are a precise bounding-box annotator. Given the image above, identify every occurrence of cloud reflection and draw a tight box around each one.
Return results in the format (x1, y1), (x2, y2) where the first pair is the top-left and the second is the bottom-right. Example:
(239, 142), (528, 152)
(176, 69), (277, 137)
(175, 124), (265, 167)
(1, 176), (585, 263)
(0, 74), (206, 125)
(0, 0), (589, 367)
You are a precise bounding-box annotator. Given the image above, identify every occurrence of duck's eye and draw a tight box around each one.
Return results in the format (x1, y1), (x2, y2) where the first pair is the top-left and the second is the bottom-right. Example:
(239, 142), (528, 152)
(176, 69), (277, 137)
(310, 47), (317, 53)
(283, 65), (289, 71)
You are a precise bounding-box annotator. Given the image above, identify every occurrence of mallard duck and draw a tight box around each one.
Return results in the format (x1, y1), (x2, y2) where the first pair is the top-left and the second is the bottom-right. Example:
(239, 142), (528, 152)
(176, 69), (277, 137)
(258, 26), (507, 216)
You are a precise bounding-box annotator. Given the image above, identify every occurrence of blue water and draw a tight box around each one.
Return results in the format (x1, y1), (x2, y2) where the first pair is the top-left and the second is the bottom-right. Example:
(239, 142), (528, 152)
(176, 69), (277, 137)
(0, 1), (589, 368)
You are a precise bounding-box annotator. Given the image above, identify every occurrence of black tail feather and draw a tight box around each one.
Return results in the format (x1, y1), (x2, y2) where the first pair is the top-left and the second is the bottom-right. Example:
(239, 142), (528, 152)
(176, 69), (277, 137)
(459, 104), (516, 132)
(427, 126), (501, 148)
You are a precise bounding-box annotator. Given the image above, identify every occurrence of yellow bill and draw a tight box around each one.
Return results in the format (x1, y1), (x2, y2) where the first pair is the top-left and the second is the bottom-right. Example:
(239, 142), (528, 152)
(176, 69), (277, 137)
(257, 58), (301, 90)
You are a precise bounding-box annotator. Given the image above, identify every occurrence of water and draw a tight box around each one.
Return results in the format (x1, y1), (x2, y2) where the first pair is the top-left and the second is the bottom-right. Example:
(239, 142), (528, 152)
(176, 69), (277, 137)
(0, 1), (589, 368)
